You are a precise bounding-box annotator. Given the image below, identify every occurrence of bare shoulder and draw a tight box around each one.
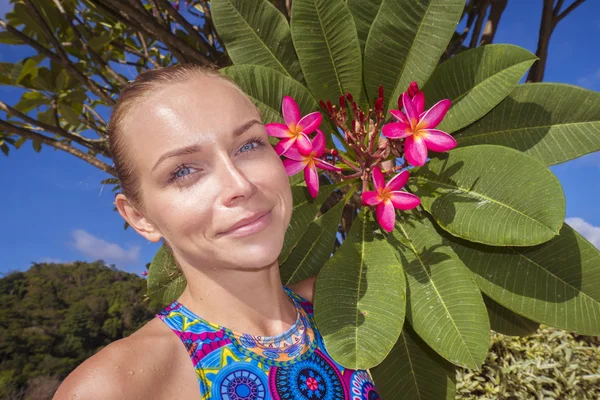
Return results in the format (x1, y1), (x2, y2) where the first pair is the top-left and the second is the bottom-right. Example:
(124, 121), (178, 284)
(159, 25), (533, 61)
(54, 317), (192, 400)
(288, 275), (316, 303)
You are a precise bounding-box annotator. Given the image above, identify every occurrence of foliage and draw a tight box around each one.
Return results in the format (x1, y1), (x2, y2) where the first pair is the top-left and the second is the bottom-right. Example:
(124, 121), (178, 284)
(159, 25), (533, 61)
(1, 0), (598, 398)
(0, 261), (162, 399)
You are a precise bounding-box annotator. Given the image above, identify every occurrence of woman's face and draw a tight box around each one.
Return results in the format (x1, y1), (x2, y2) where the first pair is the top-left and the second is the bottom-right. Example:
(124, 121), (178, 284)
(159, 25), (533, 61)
(118, 75), (293, 270)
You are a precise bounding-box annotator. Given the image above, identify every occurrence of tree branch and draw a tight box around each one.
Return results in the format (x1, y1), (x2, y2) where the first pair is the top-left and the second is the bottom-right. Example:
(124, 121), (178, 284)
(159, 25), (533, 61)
(53, 0), (128, 86)
(555, 0), (585, 25)
(0, 101), (108, 153)
(0, 19), (115, 106)
(469, 0), (491, 48)
(479, 0), (508, 45)
(154, 0), (217, 60)
(0, 119), (116, 176)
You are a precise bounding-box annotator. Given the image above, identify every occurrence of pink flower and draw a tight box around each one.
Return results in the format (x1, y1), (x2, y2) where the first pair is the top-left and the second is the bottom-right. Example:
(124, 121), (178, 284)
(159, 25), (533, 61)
(383, 87), (457, 167)
(265, 96), (323, 156)
(361, 166), (421, 232)
(141, 270), (148, 277)
(283, 129), (341, 198)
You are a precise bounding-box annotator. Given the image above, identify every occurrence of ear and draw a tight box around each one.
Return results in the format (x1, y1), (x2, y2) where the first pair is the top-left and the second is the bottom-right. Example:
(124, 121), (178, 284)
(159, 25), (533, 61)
(114, 193), (162, 243)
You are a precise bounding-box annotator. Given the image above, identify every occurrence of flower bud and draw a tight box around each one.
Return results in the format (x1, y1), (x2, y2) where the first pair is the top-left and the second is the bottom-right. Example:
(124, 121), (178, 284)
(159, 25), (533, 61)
(378, 85), (384, 99)
(346, 93), (353, 103)
(407, 82), (419, 98)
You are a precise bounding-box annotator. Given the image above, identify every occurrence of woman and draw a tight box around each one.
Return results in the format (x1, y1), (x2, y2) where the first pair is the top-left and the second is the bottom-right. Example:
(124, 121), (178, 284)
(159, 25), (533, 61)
(54, 64), (380, 399)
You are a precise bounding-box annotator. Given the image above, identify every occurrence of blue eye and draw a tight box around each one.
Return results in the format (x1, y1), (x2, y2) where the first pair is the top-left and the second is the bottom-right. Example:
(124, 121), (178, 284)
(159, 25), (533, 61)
(240, 142), (256, 153)
(176, 167), (191, 178)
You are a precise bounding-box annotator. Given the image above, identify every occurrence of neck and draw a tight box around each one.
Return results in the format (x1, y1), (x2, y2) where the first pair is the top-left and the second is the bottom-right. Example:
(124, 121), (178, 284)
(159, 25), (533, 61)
(175, 259), (297, 337)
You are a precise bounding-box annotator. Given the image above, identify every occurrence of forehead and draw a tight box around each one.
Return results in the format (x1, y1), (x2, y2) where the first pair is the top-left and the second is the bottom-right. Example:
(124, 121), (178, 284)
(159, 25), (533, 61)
(120, 76), (259, 168)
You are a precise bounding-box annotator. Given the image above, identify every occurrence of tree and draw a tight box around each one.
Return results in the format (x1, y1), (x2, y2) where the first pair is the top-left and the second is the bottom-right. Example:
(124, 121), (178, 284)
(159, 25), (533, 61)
(2, 1), (599, 398)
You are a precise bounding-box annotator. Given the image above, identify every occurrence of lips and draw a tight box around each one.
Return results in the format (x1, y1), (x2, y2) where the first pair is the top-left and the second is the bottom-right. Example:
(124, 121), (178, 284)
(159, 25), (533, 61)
(219, 209), (272, 236)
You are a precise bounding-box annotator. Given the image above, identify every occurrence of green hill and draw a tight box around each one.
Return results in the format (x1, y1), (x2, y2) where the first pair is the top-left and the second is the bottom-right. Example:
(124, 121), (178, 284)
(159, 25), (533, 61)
(0, 261), (161, 399)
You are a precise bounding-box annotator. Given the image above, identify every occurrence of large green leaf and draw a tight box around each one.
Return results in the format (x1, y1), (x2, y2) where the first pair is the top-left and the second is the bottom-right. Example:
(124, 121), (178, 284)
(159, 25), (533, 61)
(315, 210), (406, 369)
(363, 0), (464, 112)
(221, 64), (318, 124)
(279, 182), (345, 264)
(346, 0), (383, 50)
(453, 83), (600, 166)
(389, 210), (489, 370)
(444, 222), (600, 336)
(147, 244), (186, 305)
(212, 0), (303, 82)
(408, 145), (566, 246)
(371, 324), (456, 400)
(290, 0), (362, 104)
(483, 294), (539, 337)
(280, 186), (356, 284)
(422, 44), (537, 133)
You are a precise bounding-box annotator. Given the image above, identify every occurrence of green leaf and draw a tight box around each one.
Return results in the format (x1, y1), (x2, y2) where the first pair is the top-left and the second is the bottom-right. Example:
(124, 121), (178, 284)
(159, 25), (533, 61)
(422, 44), (537, 133)
(445, 222), (600, 336)
(371, 324), (456, 400)
(346, 0), (383, 50)
(16, 58), (41, 84)
(389, 210), (490, 370)
(32, 138), (42, 153)
(212, 0), (303, 82)
(1, 143), (9, 156)
(290, 0), (362, 104)
(408, 145), (566, 246)
(363, 0), (464, 112)
(0, 31), (24, 45)
(14, 92), (49, 114)
(453, 83), (600, 166)
(221, 64), (318, 124)
(279, 182), (344, 264)
(280, 186), (357, 284)
(147, 244), (186, 305)
(87, 34), (112, 51)
(58, 103), (81, 128)
(483, 294), (539, 337)
(315, 210), (406, 369)
(37, 107), (56, 127)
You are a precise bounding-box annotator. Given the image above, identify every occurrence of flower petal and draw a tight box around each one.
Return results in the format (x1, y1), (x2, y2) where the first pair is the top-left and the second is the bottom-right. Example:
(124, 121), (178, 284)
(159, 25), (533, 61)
(311, 129), (326, 156)
(371, 166), (386, 192)
(402, 92), (419, 125)
(265, 123), (292, 138)
(404, 135), (428, 167)
(389, 191), (421, 210)
(297, 112), (322, 134)
(283, 158), (306, 176)
(418, 99), (451, 129)
(314, 158), (342, 172)
(361, 191), (382, 206)
(386, 170), (410, 192)
(421, 129), (457, 152)
(412, 91), (425, 114)
(376, 199), (396, 232)
(296, 133), (314, 155)
(390, 110), (409, 124)
(283, 146), (305, 161)
(282, 96), (301, 126)
(274, 138), (296, 156)
(382, 122), (413, 139)
(304, 164), (319, 198)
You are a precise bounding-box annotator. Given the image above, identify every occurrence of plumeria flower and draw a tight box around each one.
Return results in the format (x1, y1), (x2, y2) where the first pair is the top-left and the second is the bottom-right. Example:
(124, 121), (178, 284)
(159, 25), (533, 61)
(383, 89), (457, 167)
(141, 270), (148, 277)
(266, 96), (322, 156)
(283, 129), (342, 198)
(361, 166), (421, 232)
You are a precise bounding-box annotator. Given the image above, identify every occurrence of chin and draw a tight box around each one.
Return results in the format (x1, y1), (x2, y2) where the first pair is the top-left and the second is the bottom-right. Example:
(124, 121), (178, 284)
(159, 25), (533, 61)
(225, 227), (285, 269)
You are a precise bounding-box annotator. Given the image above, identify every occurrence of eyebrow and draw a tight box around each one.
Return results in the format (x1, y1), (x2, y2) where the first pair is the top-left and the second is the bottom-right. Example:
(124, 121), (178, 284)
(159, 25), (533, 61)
(151, 119), (263, 172)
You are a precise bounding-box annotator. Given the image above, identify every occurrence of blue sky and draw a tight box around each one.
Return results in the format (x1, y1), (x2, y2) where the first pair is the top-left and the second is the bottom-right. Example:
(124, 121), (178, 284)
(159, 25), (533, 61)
(1, 1), (599, 276)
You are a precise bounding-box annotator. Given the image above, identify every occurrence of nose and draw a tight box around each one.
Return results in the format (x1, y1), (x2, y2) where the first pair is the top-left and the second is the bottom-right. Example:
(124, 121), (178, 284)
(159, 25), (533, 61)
(216, 154), (256, 207)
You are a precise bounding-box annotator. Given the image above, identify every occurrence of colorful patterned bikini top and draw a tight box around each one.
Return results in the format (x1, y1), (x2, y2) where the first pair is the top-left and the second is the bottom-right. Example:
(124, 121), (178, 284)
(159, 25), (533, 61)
(156, 285), (381, 399)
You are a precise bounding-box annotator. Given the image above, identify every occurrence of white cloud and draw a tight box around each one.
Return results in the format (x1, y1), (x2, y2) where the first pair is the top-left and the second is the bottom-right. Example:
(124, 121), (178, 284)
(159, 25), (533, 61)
(565, 217), (600, 249)
(71, 229), (140, 265)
